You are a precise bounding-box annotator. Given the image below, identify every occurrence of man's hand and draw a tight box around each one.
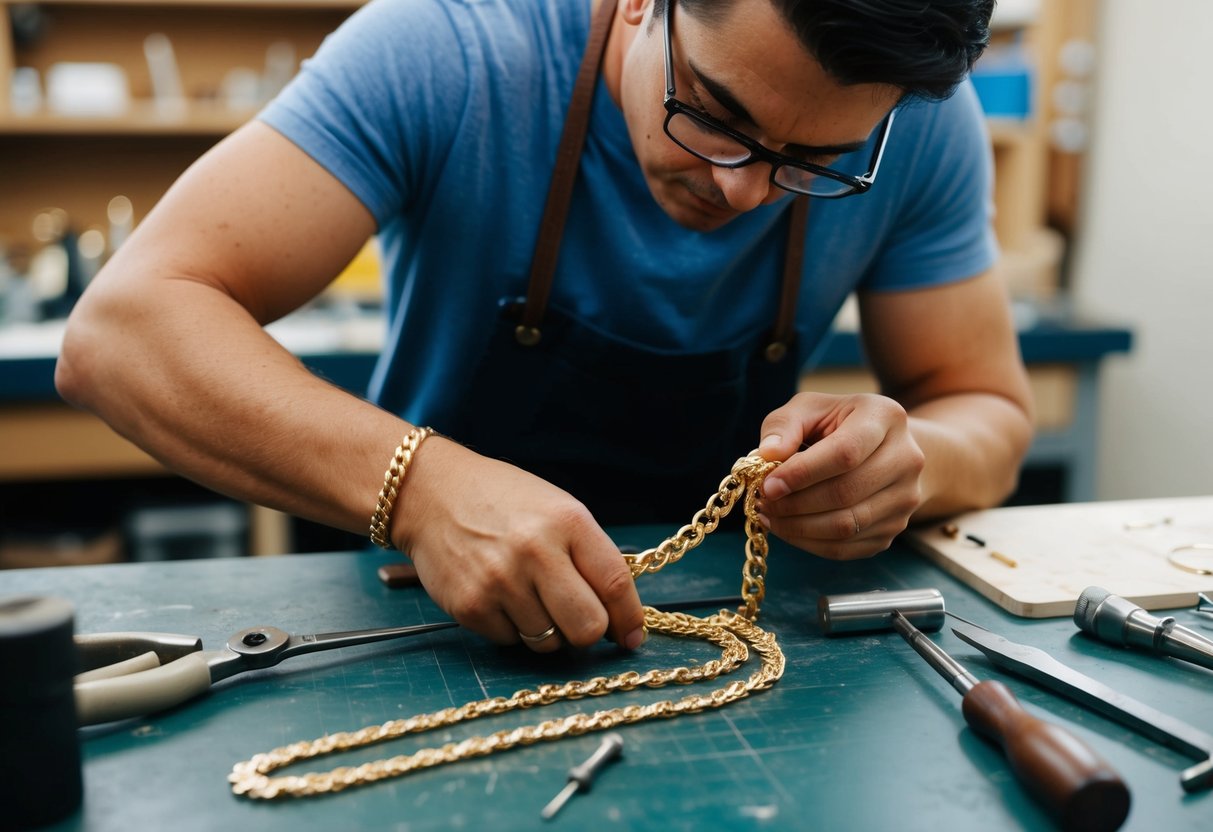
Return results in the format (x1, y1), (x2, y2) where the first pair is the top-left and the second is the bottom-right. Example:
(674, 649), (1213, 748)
(392, 438), (647, 653)
(755, 392), (926, 559)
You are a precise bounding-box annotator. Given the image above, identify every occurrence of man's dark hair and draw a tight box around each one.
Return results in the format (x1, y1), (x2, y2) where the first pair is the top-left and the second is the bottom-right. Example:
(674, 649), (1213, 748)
(653, 0), (995, 101)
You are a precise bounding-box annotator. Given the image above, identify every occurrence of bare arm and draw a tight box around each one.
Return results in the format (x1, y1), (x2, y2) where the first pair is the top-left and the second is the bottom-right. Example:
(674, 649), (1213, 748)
(56, 122), (645, 650)
(862, 269), (1034, 516)
(57, 122), (389, 529)
(756, 270), (1034, 558)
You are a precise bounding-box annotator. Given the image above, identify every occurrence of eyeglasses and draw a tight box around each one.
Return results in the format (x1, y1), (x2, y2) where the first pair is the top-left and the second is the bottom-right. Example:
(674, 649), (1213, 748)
(660, 1), (894, 199)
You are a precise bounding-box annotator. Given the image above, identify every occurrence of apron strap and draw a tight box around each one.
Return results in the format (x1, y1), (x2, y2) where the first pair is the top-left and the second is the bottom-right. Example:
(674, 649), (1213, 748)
(764, 195), (809, 363)
(516, 0), (618, 346)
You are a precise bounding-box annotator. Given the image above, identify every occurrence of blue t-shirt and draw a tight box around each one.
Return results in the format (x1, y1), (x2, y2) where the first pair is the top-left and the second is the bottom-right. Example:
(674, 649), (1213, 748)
(260, 0), (996, 426)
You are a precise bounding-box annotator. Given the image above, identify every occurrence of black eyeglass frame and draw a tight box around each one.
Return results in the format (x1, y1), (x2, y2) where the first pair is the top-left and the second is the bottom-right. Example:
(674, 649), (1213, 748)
(660, 1), (894, 199)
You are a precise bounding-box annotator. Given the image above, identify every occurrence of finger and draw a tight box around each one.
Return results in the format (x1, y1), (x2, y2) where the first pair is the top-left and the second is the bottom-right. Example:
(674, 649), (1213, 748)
(506, 593), (564, 653)
(486, 550), (569, 652)
(765, 501), (874, 543)
(764, 419), (887, 501)
(462, 605), (533, 646)
(535, 567), (608, 650)
(567, 521), (646, 650)
(761, 485), (911, 559)
(760, 441), (897, 519)
(756, 397), (815, 462)
(432, 549), (557, 647)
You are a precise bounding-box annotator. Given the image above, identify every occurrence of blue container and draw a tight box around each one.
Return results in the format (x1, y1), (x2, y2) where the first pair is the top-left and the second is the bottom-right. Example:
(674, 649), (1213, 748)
(971, 48), (1034, 119)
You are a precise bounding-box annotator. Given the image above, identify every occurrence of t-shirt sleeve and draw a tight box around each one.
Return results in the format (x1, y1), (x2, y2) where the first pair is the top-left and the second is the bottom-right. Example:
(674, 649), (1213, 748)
(257, 0), (469, 228)
(862, 80), (999, 292)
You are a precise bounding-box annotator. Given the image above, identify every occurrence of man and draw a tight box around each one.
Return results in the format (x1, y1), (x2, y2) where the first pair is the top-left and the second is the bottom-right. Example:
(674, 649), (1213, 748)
(56, 0), (1033, 655)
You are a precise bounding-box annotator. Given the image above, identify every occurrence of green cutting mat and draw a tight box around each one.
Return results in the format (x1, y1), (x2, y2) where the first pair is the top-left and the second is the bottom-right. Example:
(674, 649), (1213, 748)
(6, 522), (1211, 830)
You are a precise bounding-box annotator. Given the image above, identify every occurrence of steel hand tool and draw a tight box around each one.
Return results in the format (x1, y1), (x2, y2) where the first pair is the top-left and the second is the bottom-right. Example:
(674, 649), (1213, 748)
(893, 611), (1130, 832)
(1075, 586), (1213, 672)
(951, 616), (1213, 792)
(73, 620), (459, 725)
(541, 733), (624, 820)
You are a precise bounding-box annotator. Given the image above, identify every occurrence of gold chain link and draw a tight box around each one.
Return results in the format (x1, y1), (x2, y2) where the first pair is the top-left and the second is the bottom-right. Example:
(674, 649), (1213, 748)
(230, 455), (783, 799)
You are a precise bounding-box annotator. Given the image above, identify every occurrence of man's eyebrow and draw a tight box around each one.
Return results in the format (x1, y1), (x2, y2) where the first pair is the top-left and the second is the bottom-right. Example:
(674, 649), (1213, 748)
(688, 59), (873, 157)
(690, 59), (757, 123)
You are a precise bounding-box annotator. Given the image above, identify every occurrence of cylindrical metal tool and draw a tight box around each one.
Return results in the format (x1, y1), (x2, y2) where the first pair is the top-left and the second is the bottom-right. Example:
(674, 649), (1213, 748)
(0, 595), (84, 829)
(817, 587), (945, 635)
(1075, 586), (1213, 672)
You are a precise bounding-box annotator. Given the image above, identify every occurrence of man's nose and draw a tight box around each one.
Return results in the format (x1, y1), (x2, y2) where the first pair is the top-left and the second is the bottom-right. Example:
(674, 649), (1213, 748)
(712, 163), (775, 213)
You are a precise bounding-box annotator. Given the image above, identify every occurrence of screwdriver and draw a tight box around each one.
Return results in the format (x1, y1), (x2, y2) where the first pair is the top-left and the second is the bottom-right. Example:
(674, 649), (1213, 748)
(540, 733), (624, 821)
(891, 611), (1130, 832)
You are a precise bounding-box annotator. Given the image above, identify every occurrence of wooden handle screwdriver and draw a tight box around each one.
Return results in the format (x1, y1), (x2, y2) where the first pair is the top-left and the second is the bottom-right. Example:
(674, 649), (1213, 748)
(891, 611), (1130, 832)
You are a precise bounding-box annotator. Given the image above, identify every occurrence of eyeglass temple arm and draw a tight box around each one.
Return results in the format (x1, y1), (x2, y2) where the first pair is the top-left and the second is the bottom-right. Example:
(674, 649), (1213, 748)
(864, 109), (896, 183)
(662, 4), (676, 98)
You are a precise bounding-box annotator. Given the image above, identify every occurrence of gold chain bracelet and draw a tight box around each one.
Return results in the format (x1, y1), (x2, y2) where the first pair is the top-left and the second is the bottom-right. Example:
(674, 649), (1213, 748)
(369, 426), (433, 550)
(231, 454), (783, 799)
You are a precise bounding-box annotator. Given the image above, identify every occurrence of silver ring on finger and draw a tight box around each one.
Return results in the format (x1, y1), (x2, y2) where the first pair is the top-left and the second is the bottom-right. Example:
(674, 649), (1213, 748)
(851, 509), (861, 536)
(518, 624), (559, 644)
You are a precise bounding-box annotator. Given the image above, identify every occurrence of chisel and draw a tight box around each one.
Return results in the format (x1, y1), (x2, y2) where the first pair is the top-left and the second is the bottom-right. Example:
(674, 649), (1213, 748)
(950, 616), (1213, 792)
(892, 611), (1130, 832)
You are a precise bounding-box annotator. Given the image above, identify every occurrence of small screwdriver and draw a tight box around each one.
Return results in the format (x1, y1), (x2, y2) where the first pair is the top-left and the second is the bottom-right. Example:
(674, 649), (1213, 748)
(891, 611), (1130, 832)
(540, 733), (625, 821)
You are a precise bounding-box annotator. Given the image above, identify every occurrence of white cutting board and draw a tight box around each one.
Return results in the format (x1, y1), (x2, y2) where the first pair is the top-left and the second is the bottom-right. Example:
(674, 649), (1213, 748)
(906, 496), (1213, 618)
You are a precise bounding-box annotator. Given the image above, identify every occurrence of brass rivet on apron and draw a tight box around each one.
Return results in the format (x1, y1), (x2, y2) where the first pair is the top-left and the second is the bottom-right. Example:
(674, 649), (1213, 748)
(764, 341), (788, 363)
(515, 325), (542, 346)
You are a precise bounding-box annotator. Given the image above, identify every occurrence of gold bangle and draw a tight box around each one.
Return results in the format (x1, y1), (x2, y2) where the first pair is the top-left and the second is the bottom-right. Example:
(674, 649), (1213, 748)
(1168, 543), (1213, 576)
(369, 426), (433, 550)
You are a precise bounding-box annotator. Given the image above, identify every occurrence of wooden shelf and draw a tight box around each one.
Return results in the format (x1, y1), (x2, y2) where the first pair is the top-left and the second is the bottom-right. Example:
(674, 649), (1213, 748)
(0, 1), (1073, 273)
(987, 118), (1037, 147)
(0, 101), (253, 136)
(0, 0), (361, 250)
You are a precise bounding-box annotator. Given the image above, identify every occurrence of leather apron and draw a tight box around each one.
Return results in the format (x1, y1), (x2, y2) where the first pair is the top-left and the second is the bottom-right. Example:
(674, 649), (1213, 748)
(444, 0), (809, 524)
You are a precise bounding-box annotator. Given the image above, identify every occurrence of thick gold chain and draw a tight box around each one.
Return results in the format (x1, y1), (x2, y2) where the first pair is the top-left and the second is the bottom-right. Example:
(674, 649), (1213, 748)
(230, 455), (783, 799)
(624, 454), (776, 621)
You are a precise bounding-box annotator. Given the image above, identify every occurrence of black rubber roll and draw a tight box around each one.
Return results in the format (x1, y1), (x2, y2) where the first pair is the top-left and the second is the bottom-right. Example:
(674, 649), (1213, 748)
(0, 595), (83, 830)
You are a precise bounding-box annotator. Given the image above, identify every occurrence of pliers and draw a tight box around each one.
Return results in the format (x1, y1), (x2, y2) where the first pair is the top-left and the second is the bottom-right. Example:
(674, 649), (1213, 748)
(73, 620), (459, 726)
(72, 594), (744, 725)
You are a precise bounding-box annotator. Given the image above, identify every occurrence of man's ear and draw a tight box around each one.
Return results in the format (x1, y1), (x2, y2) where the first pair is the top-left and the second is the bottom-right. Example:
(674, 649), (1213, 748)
(618, 0), (652, 27)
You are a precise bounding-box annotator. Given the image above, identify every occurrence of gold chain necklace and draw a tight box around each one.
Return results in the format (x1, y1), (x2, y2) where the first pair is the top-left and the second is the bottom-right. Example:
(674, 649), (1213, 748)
(230, 455), (785, 799)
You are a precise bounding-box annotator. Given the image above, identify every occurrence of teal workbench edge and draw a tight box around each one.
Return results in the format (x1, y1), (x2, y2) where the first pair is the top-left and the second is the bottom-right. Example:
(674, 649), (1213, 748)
(0, 324), (1132, 403)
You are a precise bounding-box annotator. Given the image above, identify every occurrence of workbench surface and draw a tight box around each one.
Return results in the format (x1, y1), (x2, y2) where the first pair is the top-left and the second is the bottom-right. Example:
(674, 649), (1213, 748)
(6, 525), (1210, 831)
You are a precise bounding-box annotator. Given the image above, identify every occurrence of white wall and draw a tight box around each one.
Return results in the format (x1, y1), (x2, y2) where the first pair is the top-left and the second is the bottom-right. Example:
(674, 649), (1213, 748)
(1070, 0), (1213, 498)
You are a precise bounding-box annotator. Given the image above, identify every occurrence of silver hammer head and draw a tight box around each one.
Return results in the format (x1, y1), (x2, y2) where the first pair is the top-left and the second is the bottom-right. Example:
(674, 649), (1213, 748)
(817, 588), (945, 636)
